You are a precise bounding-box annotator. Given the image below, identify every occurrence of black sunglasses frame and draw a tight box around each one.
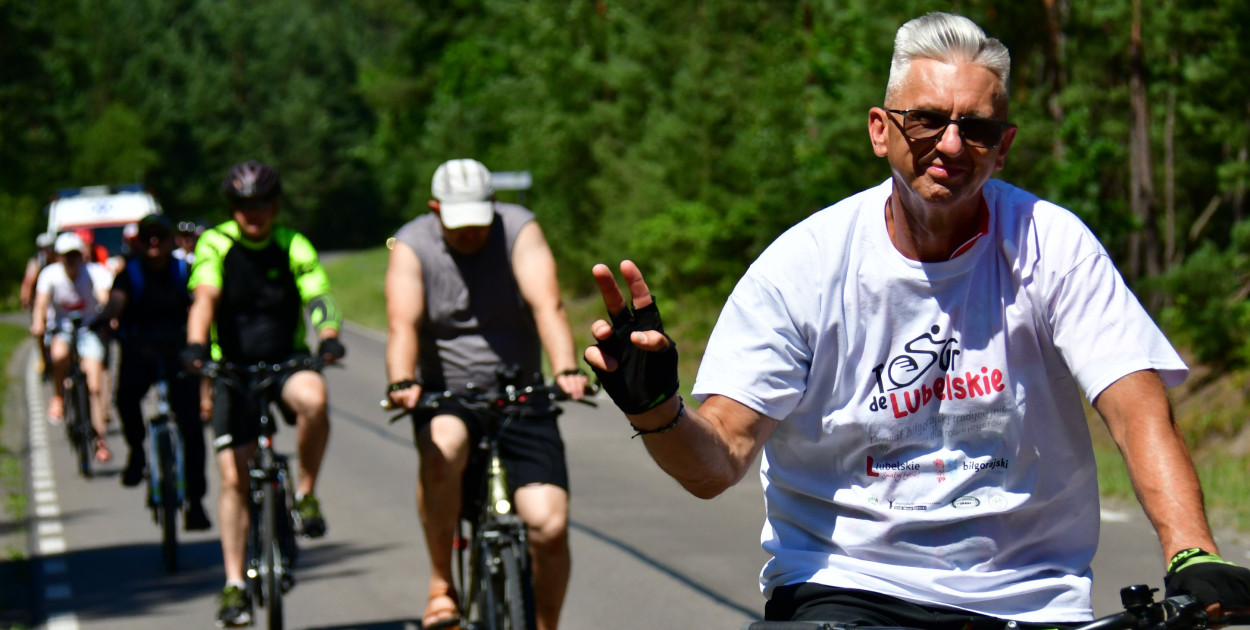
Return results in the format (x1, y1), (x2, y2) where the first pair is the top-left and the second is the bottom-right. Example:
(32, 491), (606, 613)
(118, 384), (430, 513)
(885, 108), (1014, 149)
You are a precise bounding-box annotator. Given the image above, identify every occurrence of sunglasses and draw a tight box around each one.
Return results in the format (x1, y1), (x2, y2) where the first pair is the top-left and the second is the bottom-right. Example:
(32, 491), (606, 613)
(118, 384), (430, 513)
(885, 109), (1014, 149)
(233, 199), (277, 211)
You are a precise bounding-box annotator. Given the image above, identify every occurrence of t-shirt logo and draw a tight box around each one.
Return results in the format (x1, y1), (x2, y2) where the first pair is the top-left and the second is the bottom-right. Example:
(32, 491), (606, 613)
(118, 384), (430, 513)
(867, 324), (1006, 419)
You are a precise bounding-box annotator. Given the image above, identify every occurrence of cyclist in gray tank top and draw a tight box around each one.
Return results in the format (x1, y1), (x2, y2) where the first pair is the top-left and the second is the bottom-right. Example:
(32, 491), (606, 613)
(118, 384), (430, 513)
(386, 159), (589, 630)
(393, 202), (543, 391)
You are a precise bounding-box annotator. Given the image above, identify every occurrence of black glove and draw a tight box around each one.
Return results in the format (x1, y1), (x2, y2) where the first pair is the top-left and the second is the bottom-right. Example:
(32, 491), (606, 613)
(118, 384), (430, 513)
(318, 337), (346, 361)
(587, 298), (679, 414)
(180, 343), (208, 371)
(1164, 548), (1250, 610)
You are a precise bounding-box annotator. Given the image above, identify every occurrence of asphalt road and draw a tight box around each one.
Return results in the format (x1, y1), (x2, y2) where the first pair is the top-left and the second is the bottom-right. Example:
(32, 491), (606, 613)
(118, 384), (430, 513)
(13, 323), (1250, 629)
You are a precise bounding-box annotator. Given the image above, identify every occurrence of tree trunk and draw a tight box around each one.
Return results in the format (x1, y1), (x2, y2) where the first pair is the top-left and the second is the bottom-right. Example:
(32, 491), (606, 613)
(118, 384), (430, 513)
(1043, 0), (1069, 161)
(1164, 49), (1177, 270)
(1128, 0), (1157, 281)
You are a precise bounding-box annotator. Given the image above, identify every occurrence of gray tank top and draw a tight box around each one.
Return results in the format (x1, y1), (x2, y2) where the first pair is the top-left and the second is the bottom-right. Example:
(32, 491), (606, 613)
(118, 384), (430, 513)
(394, 202), (542, 391)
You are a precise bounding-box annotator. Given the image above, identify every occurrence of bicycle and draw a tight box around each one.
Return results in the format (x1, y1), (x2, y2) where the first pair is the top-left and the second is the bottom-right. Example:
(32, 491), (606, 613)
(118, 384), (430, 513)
(387, 368), (595, 630)
(202, 356), (322, 630)
(141, 345), (187, 573)
(739, 584), (1250, 630)
(59, 315), (96, 478)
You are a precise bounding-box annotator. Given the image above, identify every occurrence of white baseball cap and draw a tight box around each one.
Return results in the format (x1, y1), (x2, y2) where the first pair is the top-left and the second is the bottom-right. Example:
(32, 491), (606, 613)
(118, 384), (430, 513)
(54, 232), (86, 255)
(431, 159), (495, 229)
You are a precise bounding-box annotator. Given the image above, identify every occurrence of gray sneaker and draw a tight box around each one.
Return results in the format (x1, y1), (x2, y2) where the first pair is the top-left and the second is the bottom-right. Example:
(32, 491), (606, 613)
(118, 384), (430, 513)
(215, 584), (252, 628)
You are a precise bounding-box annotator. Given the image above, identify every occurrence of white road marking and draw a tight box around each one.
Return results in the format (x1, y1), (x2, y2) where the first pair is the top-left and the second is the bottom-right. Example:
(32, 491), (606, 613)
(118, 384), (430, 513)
(25, 354), (81, 630)
(1099, 509), (1133, 523)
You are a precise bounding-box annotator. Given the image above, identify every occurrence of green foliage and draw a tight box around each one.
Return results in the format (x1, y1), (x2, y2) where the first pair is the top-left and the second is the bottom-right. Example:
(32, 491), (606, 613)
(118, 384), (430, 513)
(71, 103), (158, 184)
(1152, 220), (1250, 367)
(0, 195), (45, 305)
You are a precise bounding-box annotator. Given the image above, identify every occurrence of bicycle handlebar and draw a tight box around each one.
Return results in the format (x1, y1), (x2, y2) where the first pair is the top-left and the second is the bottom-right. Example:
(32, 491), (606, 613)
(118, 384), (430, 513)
(740, 587), (1249, 630)
(381, 381), (598, 422)
(195, 356), (327, 394)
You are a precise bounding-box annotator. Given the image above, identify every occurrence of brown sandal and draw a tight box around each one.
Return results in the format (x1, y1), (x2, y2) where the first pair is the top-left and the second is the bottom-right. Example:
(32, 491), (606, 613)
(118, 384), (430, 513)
(422, 586), (460, 630)
(47, 395), (64, 424)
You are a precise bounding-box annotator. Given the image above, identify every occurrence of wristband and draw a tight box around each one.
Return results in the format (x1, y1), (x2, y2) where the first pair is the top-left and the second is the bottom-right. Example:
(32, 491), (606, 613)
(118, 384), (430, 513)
(1168, 548), (1220, 574)
(558, 368), (587, 377)
(388, 379), (422, 393)
(630, 398), (685, 439)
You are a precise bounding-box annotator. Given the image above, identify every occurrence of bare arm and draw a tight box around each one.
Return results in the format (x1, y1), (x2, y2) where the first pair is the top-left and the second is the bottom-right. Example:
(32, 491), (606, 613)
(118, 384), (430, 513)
(20, 260), (39, 311)
(625, 392), (777, 499)
(1095, 369), (1218, 561)
(511, 222), (588, 398)
(30, 288), (50, 337)
(585, 260), (777, 498)
(186, 284), (220, 347)
(384, 241), (425, 409)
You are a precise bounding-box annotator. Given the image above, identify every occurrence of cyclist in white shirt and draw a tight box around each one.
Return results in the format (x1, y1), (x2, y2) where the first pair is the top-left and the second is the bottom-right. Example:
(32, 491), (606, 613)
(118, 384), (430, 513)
(584, 11), (1250, 628)
(30, 231), (115, 461)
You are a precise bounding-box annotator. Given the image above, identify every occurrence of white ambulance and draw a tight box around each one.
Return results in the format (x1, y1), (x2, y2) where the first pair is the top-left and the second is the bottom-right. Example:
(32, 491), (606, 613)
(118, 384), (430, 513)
(44, 184), (162, 265)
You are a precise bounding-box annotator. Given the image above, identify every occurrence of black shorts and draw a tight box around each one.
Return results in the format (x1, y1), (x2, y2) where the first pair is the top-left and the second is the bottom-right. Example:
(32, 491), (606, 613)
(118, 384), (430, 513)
(410, 398), (569, 500)
(209, 353), (307, 453)
(765, 584), (1078, 630)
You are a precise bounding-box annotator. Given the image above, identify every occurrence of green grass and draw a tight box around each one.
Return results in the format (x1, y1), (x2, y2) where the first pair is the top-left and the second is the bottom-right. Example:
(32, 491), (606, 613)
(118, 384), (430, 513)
(323, 248), (1250, 532)
(323, 247), (391, 332)
(0, 321), (30, 526)
(0, 320), (32, 628)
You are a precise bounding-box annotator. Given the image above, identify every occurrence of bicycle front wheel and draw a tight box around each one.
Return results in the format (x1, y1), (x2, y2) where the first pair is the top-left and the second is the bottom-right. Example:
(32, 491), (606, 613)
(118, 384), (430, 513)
(261, 480), (285, 630)
(68, 374), (93, 478)
(477, 536), (535, 630)
(155, 430), (179, 572)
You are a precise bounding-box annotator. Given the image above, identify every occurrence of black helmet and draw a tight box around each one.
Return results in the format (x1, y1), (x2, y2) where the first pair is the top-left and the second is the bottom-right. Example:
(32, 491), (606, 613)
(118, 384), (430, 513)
(222, 160), (282, 203)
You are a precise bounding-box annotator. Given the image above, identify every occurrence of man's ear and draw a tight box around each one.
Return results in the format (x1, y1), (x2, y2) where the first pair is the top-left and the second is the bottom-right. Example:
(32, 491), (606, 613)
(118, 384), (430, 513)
(868, 107), (890, 158)
(428, 200), (441, 212)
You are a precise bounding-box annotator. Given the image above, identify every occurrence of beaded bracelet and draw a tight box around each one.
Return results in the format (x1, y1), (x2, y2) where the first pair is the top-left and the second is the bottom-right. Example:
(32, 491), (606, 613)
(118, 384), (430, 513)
(630, 397), (685, 439)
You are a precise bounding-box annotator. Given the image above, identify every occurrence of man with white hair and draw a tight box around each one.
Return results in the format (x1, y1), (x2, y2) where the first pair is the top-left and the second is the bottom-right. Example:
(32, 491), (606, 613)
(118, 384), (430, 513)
(386, 158), (589, 630)
(585, 11), (1250, 627)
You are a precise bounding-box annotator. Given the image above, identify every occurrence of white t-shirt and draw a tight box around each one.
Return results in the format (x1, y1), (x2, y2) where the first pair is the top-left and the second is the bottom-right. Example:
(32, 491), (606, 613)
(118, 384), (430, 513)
(692, 179), (1187, 623)
(35, 261), (113, 330)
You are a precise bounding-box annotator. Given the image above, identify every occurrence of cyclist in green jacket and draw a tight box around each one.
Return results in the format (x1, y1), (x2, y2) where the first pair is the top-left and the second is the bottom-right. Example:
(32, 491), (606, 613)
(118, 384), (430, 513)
(183, 161), (346, 628)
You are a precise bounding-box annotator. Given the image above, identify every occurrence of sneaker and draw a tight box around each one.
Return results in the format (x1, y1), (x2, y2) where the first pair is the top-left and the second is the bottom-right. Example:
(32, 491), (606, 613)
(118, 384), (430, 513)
(186, 500), (212, 531)
(295, 493), (327, 539)
(121, 451), (145, 487)
(216, 584), (252, 628)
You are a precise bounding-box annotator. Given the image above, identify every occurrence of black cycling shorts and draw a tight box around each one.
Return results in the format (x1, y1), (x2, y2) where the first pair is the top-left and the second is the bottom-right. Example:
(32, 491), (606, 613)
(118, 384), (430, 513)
(209, 353), (309, 453)
(409, 398), (569, 500)
(766, 584), (1078, 630)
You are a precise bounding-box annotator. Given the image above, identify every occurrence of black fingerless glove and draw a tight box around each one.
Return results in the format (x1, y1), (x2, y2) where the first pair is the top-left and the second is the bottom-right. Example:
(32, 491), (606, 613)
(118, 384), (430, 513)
(318, 337), (346, 360)
(180, 343), (208, 370)
(587, 298), (679, 414)
(1164, 548), (1250, 609)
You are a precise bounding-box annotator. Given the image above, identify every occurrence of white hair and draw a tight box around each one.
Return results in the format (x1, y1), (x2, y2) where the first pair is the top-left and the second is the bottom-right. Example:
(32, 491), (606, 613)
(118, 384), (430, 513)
(885, 12), (1011, 105)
